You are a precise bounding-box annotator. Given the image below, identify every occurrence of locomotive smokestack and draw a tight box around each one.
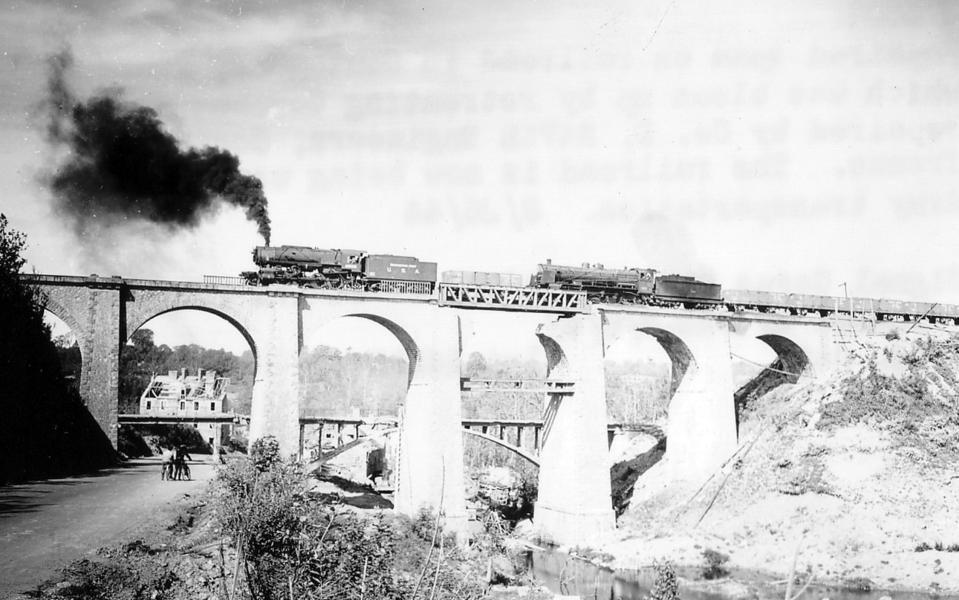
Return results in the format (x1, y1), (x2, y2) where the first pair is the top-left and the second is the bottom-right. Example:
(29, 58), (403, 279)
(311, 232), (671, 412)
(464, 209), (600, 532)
(40, 48), (271, 244)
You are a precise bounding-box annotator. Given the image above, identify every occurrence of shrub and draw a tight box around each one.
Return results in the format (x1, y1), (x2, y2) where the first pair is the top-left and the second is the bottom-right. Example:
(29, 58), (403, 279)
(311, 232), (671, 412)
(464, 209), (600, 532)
(224, 429), (248, 454)
(213, 450), (486, 600)
(647, 560), (679, 600)
(249, 435), (280, 471)
(702, 548), (730, 579)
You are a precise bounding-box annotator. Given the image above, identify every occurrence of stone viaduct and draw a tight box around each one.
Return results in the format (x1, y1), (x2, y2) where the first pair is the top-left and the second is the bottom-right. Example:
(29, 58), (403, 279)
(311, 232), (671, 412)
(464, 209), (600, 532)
(29, 274), (836, 544)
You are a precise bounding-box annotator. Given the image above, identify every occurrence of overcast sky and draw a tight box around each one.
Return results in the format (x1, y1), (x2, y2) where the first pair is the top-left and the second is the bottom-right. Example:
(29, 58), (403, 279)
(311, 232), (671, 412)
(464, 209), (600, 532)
(4, 0), (958, 353)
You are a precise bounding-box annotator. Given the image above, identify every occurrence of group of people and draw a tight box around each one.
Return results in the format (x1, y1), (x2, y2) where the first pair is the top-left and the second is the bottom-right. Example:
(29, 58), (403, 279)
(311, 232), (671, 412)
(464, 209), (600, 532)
(160, 446), (193, 481)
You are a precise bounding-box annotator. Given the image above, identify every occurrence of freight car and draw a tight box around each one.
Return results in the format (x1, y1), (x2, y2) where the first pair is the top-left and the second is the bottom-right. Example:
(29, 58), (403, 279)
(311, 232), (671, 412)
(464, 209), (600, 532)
(241, 245), (437, 294)
(530, 260), (723, 307)
(441, 270), (525, 288)
(724, 289), (959, 324)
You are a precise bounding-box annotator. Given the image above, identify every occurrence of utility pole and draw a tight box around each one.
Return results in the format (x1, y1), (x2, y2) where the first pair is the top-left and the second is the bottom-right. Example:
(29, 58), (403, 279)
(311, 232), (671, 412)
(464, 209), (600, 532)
(839, 282), (852, 318)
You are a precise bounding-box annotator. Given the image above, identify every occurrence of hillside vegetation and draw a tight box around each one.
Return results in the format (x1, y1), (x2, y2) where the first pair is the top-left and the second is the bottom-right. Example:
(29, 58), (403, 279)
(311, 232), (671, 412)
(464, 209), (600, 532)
(0, 214), (114, 483)
(607, 330), (959, 594)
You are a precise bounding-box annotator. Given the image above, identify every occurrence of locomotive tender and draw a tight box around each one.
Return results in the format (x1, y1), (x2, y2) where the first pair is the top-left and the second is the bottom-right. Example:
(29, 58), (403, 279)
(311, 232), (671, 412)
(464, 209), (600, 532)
(241, 246), (959, 323)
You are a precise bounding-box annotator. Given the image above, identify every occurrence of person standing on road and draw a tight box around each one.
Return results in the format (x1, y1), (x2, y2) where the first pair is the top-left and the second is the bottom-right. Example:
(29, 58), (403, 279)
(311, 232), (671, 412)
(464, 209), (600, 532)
(160, 447), (174, 480)
(173, 446), (193, 480)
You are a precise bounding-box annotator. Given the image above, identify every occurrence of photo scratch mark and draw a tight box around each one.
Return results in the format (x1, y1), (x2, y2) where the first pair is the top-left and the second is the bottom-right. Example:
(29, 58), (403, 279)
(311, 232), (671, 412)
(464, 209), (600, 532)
(643, 0), (677, 52)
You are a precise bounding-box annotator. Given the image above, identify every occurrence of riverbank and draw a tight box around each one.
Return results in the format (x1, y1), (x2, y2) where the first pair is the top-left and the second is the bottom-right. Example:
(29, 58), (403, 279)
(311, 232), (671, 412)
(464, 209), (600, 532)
(599, 333), (959, 597)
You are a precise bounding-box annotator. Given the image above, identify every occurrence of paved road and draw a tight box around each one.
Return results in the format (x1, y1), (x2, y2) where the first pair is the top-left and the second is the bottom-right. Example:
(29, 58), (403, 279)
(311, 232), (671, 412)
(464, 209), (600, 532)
(0, 456), (215, 598)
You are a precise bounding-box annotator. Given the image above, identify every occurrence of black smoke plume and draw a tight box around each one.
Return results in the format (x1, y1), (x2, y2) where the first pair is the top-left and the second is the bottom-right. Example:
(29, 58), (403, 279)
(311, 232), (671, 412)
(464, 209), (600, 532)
(41, 50), (271, 244)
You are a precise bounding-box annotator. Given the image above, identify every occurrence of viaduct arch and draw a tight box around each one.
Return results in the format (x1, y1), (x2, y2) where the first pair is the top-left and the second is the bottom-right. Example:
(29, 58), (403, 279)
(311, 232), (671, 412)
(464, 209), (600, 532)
(298, 298), (467, 529)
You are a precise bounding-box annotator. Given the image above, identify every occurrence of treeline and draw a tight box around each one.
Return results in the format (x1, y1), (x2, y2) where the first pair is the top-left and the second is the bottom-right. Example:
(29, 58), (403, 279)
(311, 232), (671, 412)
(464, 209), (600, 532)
(299, 345), (408, 416)
(0, 214), (114, 483)
(112, 335), (678, 424)
(117, 329), (255, 414)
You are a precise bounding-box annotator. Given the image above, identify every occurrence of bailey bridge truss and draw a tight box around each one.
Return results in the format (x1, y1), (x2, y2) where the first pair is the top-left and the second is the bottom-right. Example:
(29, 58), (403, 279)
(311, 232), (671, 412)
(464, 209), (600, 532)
(437, 282), (586, 313)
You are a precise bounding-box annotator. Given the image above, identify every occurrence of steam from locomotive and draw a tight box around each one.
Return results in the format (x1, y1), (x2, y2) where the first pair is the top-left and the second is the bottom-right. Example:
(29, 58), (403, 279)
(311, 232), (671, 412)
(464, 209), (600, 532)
(41, 49), (271, 244)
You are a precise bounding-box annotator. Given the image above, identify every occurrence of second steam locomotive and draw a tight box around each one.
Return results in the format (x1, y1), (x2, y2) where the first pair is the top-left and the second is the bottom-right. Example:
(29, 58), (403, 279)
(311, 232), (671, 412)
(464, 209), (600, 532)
(530, 259), (722, 307)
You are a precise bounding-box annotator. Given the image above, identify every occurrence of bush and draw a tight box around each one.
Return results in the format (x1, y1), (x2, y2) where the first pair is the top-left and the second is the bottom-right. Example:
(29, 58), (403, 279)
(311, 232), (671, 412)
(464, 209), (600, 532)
(249, 435), (281, 472)
(213, 448), (487, 600)
(647, 560), (679, 600)
(224, 429), (248, 453)
(702, 548), (730, 579)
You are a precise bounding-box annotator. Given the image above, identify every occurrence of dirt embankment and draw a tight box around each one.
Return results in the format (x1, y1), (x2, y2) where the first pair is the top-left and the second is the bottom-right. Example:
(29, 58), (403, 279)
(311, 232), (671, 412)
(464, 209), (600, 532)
(605, 332), (959, 595)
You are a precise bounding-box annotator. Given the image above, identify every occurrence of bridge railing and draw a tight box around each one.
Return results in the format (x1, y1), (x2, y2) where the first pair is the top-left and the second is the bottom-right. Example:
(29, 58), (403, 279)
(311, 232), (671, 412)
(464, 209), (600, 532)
(460, 378), (576, 395)
(202, 275), (250, 286)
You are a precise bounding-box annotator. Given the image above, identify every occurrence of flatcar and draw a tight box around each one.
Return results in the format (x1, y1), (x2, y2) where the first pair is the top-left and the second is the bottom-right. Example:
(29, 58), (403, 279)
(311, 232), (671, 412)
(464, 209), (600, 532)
(530, 260), (723, 307)
(241, 245), (437, 294)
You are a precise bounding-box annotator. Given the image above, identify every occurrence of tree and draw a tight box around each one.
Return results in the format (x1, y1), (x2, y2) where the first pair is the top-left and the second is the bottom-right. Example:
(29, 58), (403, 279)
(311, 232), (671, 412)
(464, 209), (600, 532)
(0, 213), (114, 483)
(464, 351), (488, 378)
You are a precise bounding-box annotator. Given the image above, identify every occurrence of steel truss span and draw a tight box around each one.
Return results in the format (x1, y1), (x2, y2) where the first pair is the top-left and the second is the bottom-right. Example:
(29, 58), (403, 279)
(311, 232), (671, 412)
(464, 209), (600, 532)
(438, 282), (587, 313)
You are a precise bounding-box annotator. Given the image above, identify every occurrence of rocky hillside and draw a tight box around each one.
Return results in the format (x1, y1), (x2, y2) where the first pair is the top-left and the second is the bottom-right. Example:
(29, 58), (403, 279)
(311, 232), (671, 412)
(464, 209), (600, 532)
(606, 330), (959, 594)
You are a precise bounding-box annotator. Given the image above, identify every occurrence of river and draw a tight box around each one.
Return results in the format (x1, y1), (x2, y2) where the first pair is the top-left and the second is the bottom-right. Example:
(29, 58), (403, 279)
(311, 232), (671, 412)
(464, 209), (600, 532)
(526, 548), (959, 600)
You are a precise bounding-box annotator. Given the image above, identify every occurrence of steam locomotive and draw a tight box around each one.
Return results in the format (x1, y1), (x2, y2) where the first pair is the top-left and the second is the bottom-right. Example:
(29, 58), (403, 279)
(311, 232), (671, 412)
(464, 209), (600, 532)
(240, 246), (437, 294)
(530, 260), (723, 307)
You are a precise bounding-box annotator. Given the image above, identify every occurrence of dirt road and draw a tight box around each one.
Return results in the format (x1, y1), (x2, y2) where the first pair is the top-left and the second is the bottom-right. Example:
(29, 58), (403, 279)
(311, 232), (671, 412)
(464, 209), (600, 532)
(0, 456), (214, 598)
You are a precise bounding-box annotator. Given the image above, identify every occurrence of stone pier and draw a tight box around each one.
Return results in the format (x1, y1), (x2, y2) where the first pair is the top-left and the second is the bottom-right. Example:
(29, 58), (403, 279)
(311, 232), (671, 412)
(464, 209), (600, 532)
(534, 313), (616, 545)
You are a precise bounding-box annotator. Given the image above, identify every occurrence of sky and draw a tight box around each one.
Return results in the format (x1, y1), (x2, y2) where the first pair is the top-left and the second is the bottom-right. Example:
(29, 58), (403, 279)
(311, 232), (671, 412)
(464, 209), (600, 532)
(6, 0), (959, 354)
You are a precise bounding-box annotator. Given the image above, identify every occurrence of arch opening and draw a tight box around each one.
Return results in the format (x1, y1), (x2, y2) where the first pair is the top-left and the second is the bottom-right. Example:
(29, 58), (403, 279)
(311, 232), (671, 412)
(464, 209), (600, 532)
(121, 308), (257, 456)
(733, 334), (811, 437)
(605, 330), (673, 425)
(603, 326), (695, 517)
(298, 314), (417, 489)
(43, 310), (83, 395)
(457, 312), (550, 502)
(637, 327), (698, 399)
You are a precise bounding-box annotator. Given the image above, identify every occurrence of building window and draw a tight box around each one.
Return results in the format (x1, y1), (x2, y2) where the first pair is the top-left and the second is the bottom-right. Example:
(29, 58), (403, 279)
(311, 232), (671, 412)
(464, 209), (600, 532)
(145, 400), (151, 410)
(180, 401), (185, 410)
(160, 401), (165, 410)
(210, 402), (216, 412)
(194, 402), (199, 411)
